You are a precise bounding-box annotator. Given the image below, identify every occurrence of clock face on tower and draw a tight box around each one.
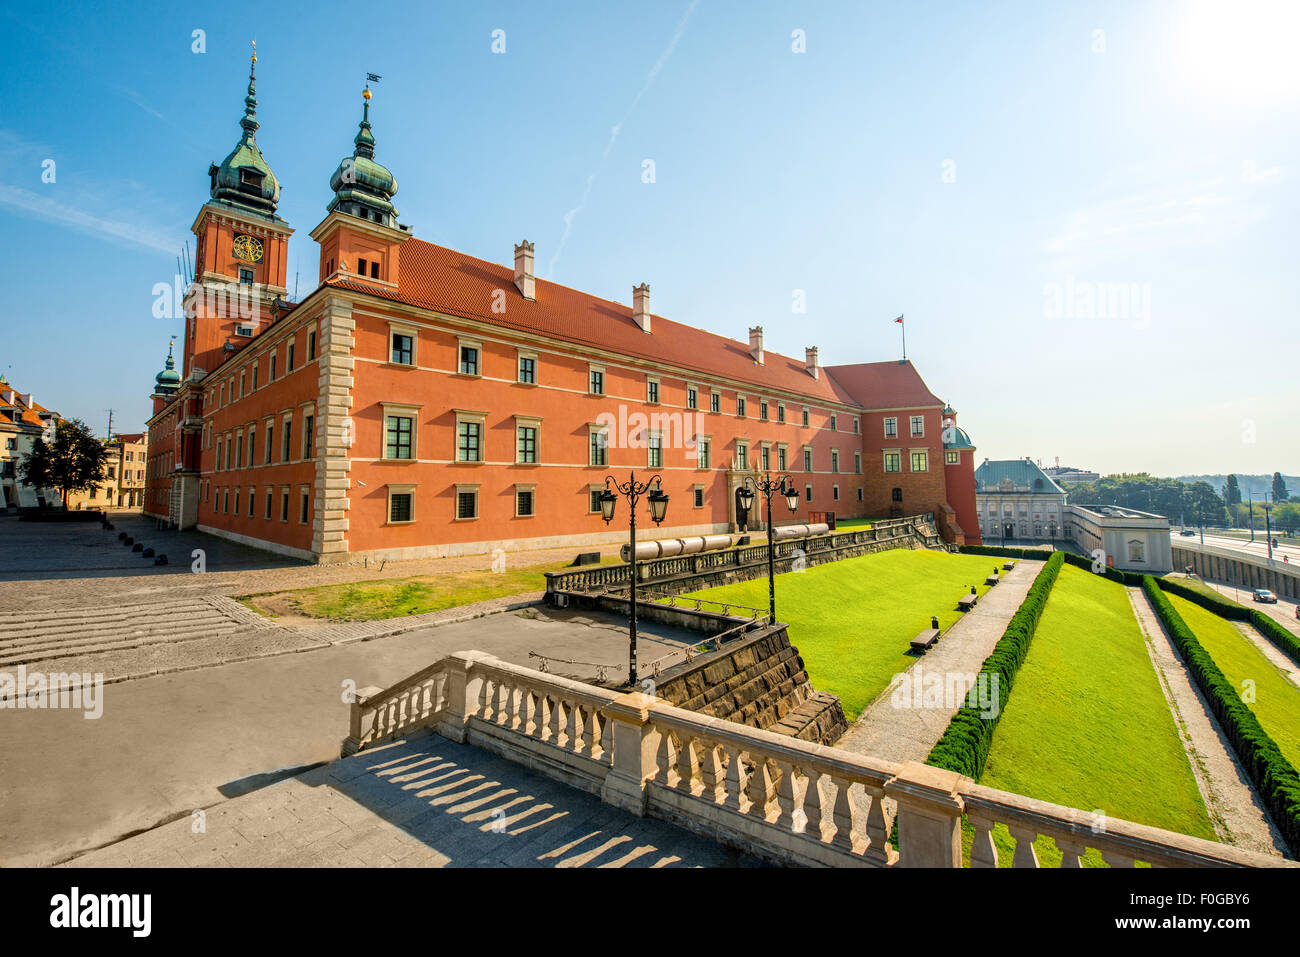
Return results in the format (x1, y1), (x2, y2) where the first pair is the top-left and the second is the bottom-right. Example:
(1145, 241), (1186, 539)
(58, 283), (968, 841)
(232, 233), (264, 263)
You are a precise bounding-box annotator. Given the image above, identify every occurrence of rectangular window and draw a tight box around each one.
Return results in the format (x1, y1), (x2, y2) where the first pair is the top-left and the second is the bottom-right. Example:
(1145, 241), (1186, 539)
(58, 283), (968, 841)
(946, 450), (960, 465)
(456, 490), (478, 520)
(778, 447), (787, 471)
(803, 449), (812, 472)
(517, 426), (538, 464)
(736, 443), (748, 471)
(370, 261), (380, 279)
(761, 446), (771, 471)
(686, 386), (697, 410)
(391, 333), (413, 365)
(239, 371), (246, 397)
(235, 434), (243, 469)
(884, 452), (902, 472)
(458, 421), (482, 462)
(884, 417), (898, 438)
(459, 345), (480, 376)
(831, 450), (839, 473)
(287, 342), (295, 373)
(264, 490), (273, 519)
(802, 409), (810, 427)
(830, 414), (837, 431)
(302, 415), (314, 459)
(857, 487), (864, 502)
(589, 368), (604, 395)
(307, 331), (316, 361)
(358, 257), (368, 276)
(385, 415), (413, 459)
(518, 355), (536, 384)
(777, 404), (786, 424)
(853, 417), (860, 434)
(270, 354), (277, 380)
(282, 420), (293, 462)
(911, 451), (929, 472)
(252, 365), (259, 390)
(265, 423), (274, 464)
(737, 396), (746, 417)
(760, 401), (768, 421)
(833, 485), (840, 501)
(697, 437), (711, 469)
(223, 488), (229, 513)
(238, 267), (254, 285)
(300, 489), (310, 524)
(805, 484), (813, 502)
(281, 490), (290, 521)
(710, 392), (720, 413)
(647, 379), (660, 404)
(590, 429), (608, 466)
(388, 492), (412, 522)
(694, 487), (704, 508)
(647, 432), (663, 468)
(854, 451), (862, 473)
(590, 489), (603, 514)
(516, 489), (535, 517)
(911, 415), (925, 437)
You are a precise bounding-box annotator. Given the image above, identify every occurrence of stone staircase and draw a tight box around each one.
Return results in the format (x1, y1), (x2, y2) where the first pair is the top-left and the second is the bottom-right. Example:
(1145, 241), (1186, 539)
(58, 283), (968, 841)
(0, 597), (250, 668)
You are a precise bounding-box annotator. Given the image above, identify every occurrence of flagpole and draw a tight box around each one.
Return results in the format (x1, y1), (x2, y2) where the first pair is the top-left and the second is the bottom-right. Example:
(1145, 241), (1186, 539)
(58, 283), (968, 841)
(898, 314), (906, 362)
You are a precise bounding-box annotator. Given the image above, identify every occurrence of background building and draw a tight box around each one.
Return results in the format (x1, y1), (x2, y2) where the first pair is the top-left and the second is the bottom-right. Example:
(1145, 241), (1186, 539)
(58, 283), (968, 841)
(65, 432), (149, 509)
(1066, 504), (1172, 574)
(0, 380), (60, 509)
(146, 58), (981, 561)
(975, 457), (1067, 544)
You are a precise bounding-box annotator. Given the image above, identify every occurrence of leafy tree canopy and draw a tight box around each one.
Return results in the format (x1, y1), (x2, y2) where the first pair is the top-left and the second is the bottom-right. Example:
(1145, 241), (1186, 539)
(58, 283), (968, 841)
(18, 418), (108, 508)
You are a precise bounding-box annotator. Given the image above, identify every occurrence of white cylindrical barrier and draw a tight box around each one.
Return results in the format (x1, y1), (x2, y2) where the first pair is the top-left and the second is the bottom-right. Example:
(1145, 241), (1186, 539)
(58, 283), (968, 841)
(770, 523), (829, 541)
(620, 533), (737, 564)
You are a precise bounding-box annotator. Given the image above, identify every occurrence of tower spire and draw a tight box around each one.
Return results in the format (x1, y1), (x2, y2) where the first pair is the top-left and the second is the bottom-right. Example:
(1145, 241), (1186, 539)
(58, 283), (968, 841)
(354, 83), (376, 159)
(241, 40), (259, 145)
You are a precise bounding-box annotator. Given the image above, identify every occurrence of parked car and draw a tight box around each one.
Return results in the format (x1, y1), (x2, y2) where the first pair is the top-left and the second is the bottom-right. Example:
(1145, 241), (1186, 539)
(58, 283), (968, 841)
(1252, 589), (1278, 604)
(1179, 528), (1196, 537)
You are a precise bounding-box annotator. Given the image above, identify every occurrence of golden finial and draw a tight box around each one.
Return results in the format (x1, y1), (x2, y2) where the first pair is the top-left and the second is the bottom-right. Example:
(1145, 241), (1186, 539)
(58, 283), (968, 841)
(363, 85), (372, 101)
(251, 39), (257, 64)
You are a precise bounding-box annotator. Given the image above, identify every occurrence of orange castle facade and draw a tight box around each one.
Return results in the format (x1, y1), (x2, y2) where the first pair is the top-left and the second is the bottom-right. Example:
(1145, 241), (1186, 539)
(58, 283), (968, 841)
(146, 59), (981, 562)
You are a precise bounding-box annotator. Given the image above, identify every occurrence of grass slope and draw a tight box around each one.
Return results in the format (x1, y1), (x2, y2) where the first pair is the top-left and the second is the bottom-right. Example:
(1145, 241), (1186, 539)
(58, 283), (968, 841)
(980, 565), (1214, 863)
(1169, 594), (1300, 769)
(681, 549), (1000, 720)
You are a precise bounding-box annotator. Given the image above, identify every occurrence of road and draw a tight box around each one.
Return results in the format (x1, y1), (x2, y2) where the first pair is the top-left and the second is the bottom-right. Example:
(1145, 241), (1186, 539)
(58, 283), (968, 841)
(1169, 530), (1300, 567)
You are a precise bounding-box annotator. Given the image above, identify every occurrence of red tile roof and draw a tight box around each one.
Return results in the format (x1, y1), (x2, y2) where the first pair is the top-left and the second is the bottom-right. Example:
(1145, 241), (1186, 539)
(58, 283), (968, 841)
(324, 238), (865, 407)
(824, 360), (943, 410)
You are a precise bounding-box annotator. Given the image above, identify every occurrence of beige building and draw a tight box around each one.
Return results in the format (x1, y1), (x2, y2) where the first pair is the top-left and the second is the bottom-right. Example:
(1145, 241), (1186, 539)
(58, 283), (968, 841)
(974, 457), (1067, 543)
(1067, 503), (1173, 574)
(66, 433), (149, 510)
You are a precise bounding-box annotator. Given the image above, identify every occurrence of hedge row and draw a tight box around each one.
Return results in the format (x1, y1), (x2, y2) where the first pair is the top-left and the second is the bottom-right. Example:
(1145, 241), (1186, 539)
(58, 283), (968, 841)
(925, 551), (1066, 779)
(1156, 577), (1300, 670)
(957, 544), (1057, 561)
(1060, 552), (1146, 587)
(1141, 576), (1300, 857)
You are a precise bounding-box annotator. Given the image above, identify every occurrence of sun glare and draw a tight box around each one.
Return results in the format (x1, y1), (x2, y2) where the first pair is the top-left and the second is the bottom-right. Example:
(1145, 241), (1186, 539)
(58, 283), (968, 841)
(1170, 0), (1300, 105)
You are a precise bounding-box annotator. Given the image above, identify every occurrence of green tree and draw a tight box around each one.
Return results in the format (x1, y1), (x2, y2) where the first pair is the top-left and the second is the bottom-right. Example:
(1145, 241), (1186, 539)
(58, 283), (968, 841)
(1185, 481), (1228, 527)
(19, 418), (109, 509)
(1274, 502), (1300, 535)
(1272, 472), (1290, 502)
(1223, 474), (1241, 507)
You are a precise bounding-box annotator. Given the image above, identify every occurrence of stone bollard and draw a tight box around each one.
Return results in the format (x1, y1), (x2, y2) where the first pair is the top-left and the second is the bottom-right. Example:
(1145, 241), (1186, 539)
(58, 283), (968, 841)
(142, 547), (154, 558)
(153, 554), (168, 566)
(132, 543), (143, 552)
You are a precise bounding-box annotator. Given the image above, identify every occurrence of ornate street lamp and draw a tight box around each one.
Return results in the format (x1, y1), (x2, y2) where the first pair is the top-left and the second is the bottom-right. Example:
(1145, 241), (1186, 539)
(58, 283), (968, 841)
(599, 472), (669, 686)
(741, 472), (799, 624)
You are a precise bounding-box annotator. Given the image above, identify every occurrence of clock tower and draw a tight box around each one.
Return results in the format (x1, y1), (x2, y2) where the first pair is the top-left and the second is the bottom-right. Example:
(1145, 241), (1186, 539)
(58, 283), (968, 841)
(184, 46), (294, 381)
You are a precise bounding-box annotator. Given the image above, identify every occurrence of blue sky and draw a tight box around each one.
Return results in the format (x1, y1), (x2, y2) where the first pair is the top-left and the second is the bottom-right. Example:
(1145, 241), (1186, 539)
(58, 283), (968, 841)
(1, 0), (1296, 475)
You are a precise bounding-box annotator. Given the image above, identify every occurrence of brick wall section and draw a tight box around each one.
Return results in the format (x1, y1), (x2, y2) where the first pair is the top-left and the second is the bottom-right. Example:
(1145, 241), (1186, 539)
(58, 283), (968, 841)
(654, 627), (849, 745)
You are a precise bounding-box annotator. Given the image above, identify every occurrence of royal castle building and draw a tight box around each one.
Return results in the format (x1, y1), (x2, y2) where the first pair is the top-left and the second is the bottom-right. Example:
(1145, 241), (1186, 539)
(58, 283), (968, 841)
(145, 54), (981, 562)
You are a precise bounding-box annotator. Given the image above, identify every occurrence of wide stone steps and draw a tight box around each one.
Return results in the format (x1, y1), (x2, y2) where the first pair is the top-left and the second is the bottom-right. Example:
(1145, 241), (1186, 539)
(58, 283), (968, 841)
(0, 599), (241, 667)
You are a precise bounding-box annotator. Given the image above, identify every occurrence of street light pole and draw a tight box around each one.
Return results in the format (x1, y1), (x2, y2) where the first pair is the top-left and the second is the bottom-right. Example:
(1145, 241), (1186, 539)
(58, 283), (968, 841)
(598, 472), (669, 686)
(737, 473), (800, 624)
(1263, 495), (1275, 564)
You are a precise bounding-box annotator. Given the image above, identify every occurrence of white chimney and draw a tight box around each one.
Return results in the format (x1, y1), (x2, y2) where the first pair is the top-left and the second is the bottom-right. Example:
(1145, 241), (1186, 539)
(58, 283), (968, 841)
(632, 282), (651, 333)
(513, 240), (535, 301)
(805, 346), (819, 379)
(749, 326), (764, 364)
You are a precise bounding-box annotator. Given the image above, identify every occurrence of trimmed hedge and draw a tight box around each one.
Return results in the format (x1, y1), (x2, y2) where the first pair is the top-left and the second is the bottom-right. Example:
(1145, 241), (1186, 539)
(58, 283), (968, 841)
(1156, 577), (1300, 670)
(958, 544), (1057, 561)
(1142, 576), (1300, 857)
(926, 551), (1065, 779)
(1060, 552), (1146, 587)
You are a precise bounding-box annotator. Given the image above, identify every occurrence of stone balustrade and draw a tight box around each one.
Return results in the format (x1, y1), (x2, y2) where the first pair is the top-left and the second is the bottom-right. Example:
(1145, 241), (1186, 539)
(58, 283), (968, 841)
(343, 652), (1293, 868)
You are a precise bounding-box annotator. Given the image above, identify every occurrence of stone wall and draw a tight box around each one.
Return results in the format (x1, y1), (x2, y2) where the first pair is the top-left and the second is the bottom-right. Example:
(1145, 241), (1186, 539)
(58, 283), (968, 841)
(653, 625), (848, 746)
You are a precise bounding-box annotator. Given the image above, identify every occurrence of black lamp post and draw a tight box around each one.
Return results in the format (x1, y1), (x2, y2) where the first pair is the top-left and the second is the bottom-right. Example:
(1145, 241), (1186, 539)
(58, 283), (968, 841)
(1263, 497), (1274, 563)
(738, 473), (800, 624)
(599, 472), (669, 686)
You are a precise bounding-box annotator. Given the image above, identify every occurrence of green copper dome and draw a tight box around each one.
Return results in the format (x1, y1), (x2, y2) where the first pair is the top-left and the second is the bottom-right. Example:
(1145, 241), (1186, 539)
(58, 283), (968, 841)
(208, 51), (281, 219)
(328, 87), (399, 226)
(155, 342), (180, 395)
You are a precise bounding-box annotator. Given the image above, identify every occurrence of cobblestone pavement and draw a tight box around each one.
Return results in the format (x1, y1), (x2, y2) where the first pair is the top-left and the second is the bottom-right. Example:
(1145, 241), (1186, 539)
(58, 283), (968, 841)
(0, 512), (592, 611)
(1125, 587), (1287, 857)
(834, 560), (1044, 765)
(0, 606), (703, 866)
(61, 731), (762, 868)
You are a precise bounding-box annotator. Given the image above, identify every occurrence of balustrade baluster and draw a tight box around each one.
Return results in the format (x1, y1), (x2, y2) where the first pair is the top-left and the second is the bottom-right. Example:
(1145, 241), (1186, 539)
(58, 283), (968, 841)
(773, 761), (800, 832)
(676, 735), (702, 795)
(1009, 826), (1041, 867)
(863, 783), (892, 865)
(699, 742), (726, 803)
(656, 732), (678, 788)
(549, 696), (564, 745)
(722, 747), (751, 813)
(829, 777), (858, 853)
(746, 756), (778, 821)
(1056, 838), (1084, 868)
(1100, 849), (1136, 868)
(599, 713), (613, 761)
(802, 770), (827, 842)
(969, 815), (998, 868)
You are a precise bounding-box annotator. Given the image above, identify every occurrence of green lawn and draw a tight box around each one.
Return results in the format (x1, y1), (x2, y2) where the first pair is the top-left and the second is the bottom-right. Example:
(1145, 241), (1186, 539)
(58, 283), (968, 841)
(679, 549), (1001, 719)
(979, 565), (1214, 864)
(1169, 593), (1300, 769)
